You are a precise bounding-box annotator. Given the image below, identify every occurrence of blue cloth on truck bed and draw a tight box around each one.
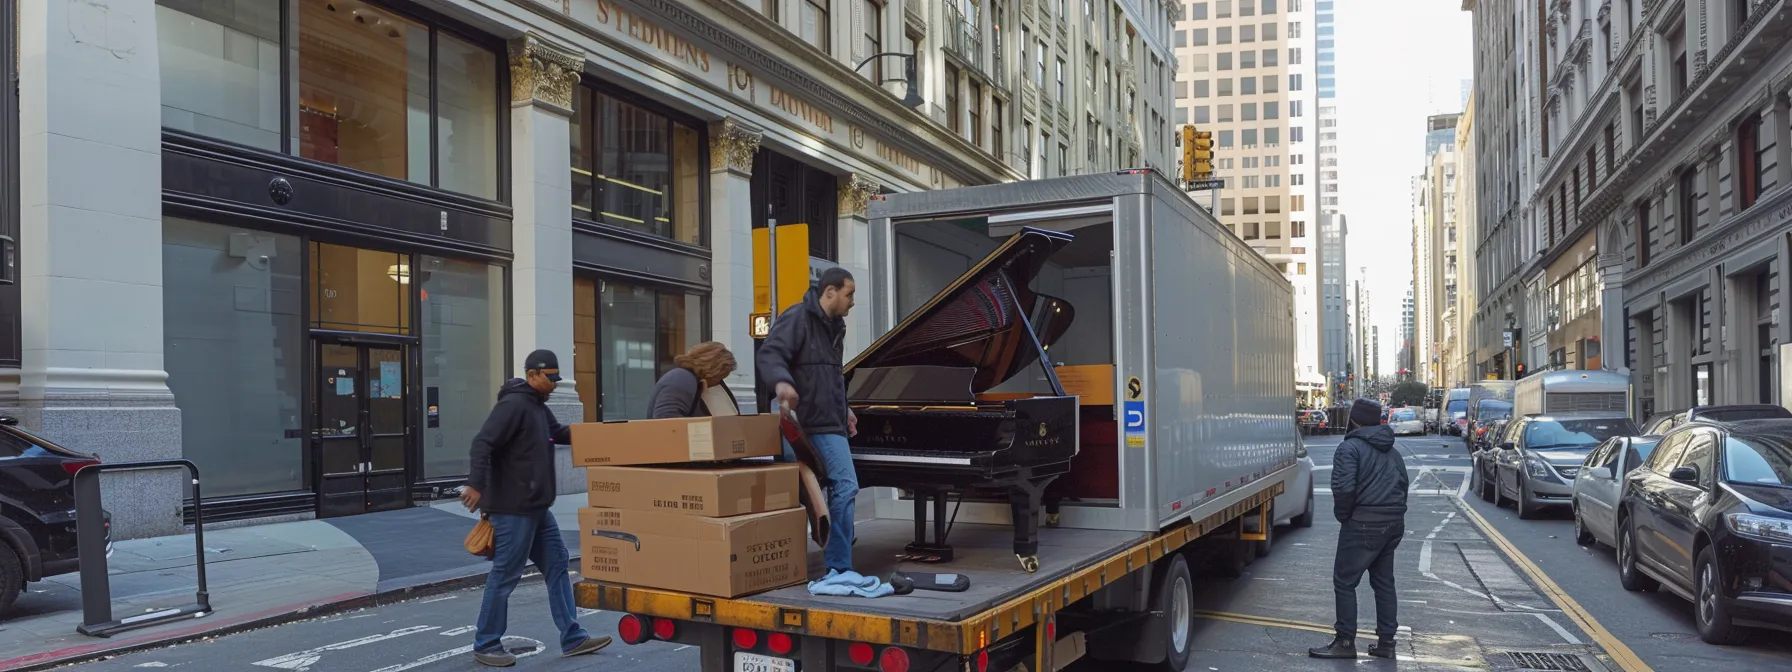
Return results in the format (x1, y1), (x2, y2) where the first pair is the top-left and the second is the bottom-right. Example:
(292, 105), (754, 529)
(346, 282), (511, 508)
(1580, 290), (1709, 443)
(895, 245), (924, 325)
(806, 569), (893, 598)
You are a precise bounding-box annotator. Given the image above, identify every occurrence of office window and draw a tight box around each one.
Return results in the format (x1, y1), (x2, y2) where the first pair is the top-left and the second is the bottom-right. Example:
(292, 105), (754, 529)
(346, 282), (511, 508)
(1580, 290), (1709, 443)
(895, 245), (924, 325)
(1058, 143), (1068, 176)
(1217, 0), (1231, 17)
(1635, 198), (1652, 267)
(1241, 77), (1256, 94)
(1241, 50), (1256, 69)
(1291, 194), (1305, 211)
(1194, 80), (1210, 97)
(1040, 130), (1050, 174)
(1242, 103), (1257, 121)
(1176, 81), (1189, 99)
(1262, 48), (1279, 68)
(1262, 22), (1278, 40)
(1288, 21), (1300, 38)
(1192, 53), (1210, 72)
(1241, 25), (1255, 42)
(1193, 28), (1209, 46)
(862, 0), (884, 82)
(1023, 121), (1034, 176)
(1290, 126), (1303, 142)
(944, 63), (961, 133)
(1219, 52), (1233, 70)
(1219, 129), (1234, 147)
(1195, 105), (1211, 123)
(1266, 196), (1281, 213)
(1034, 40), (1046, 87)
(1262, 0), (1277, 12)
(1290, 99), (1301, 116)
(1219, 78), (1233, 96)
(1056, 58), (1066, 102)
(1264, 101), (1278, 119)
(1191, 2), (1208, 19)
(1263, 75), (1279, 93)
(1678, 166), (1697, 243)
(570, 84), (705, 244)
(1740, 113), (1764, 209)
(1264, 126), (1279, 144)
(1290, 73), (1302, 90)
(1218, 104), (1233, 121)
(969, 81), (983, 146)
(1222, 198), (1235, 215)
(1242, 128), (1257, 145)
(992, 98), (1004, 158)
(1289, 47), (1302, 64)
(801, 0), (831, 52)
(1239, 0), (1254, 14)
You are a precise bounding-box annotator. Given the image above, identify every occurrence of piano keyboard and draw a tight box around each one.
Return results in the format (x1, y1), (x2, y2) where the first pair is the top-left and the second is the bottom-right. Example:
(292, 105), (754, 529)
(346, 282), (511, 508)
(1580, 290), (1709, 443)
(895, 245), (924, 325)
(853, 448), (989, 466)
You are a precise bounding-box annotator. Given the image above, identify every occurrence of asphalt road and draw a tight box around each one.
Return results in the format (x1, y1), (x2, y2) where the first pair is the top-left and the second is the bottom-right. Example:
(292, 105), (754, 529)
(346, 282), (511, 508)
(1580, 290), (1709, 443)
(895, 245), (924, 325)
(66, 430), (1782, 672)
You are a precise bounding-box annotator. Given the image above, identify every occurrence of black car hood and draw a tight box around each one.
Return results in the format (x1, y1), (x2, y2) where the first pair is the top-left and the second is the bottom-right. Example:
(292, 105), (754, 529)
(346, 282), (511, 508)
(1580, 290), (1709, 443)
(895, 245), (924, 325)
(1727, 482), (1792, 514)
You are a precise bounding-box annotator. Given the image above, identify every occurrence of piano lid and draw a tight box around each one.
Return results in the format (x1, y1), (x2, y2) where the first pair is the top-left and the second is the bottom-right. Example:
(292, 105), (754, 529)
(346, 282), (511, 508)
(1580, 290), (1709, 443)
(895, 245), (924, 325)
(846, 227), (1075, 394)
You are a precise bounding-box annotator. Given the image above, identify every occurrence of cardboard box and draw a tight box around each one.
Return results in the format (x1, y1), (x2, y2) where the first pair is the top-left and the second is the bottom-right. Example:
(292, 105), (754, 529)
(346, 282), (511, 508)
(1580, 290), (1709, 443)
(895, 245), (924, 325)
(579, 507), (806, 598)
(570, 414), (781, 467)
(585, 463), (799, 517)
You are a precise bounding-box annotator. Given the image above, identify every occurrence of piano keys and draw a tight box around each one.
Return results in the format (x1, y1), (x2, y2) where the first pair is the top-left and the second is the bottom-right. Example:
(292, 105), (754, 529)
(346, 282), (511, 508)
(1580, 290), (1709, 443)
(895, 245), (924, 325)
(843, 227), (1080, 573)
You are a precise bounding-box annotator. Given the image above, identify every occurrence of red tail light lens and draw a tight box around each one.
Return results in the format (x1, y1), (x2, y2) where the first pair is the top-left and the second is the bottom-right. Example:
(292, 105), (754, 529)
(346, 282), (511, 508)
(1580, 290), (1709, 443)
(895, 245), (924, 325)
(767, 632), (793, 655)
(732, 628), (759, 650)
(62, 459), (99, 477)
(878, 647), (911, 672)
(976, 648), (990, 672)
(652, 618), (676, 640)
(847, 642), (875, 665)
(617, 614), (647, 644)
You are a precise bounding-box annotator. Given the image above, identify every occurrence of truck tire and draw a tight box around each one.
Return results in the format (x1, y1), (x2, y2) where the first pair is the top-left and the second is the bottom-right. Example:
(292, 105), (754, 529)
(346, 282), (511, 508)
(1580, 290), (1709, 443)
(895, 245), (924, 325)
(0, 543), (21, 615)
(1148, 553), (1195, 671)
(1291, 487), (1315, 528)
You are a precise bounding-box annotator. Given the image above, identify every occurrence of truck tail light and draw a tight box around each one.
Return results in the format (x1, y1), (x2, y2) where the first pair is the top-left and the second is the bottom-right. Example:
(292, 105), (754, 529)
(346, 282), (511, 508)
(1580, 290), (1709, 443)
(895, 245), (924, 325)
(62, 458), (99, 476)
(975, 648), (990, 672)
(878, 646), (910, 672)
(732, 628), (759, 650)
(848, 642), (875, 665)
(617, 614), (649, 645)
(652, 618), (676, 640)
(767, 632), (794, 655)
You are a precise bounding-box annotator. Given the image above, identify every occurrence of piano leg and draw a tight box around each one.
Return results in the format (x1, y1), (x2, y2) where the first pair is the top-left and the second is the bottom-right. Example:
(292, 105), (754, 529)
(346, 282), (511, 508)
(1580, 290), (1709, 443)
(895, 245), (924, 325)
(902, 489), (955, 563)
(1009, 479), (1055, 574)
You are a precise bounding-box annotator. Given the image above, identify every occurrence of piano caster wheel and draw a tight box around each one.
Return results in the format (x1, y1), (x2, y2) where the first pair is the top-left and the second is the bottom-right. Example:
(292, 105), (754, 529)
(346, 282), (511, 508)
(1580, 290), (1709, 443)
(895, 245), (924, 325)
(1045, 513), (1062, 528)
(1017, 555), (1040, 573)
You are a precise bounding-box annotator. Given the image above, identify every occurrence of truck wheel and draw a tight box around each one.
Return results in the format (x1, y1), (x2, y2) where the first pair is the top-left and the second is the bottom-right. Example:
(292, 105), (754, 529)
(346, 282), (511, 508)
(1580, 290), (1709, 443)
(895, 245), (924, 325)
(1291, 487), (1315, 528)
(1149, 553), (1195, 671)
(0, 544), (21, 615)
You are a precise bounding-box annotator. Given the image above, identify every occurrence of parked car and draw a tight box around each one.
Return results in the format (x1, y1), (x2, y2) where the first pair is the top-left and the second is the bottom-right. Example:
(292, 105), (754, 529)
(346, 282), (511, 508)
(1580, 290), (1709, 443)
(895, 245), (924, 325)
(0, 417), (112, 613)
(1639, 404), (1792, 436)
(1298, 410), (1328, 436)
(1468, 399), (1514, 452)
(1493, 415), (1638, 519)
(1388, 408), (1424, 436)
(1473, 417), (1520, 503)
(1572, 435), (1662, 548)
(1616, 419), (1792, 644)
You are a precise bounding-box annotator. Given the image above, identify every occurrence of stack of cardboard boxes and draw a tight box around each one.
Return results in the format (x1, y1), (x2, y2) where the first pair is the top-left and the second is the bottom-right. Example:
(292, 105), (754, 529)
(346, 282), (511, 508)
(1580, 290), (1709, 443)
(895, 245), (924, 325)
(571, 413), (808, 598)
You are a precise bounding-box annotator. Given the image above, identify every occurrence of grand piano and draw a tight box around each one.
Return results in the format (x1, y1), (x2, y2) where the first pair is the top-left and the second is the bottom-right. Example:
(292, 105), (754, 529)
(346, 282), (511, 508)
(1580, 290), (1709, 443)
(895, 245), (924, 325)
(844, 227), (1080, 573)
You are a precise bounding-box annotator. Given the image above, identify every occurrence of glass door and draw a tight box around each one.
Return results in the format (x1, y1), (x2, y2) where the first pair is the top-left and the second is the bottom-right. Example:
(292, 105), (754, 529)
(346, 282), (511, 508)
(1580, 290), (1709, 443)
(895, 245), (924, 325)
(315, 341), (411, 517)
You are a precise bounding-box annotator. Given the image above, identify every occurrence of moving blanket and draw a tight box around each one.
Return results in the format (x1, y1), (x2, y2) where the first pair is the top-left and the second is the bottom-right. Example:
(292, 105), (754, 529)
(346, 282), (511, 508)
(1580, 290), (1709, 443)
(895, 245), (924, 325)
(807, 569), (894, 598)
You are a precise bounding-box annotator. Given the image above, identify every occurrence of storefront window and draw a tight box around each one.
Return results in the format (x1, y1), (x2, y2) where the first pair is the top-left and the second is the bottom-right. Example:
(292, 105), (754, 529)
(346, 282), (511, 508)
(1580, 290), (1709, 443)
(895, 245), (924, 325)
(156, 0), (283, 151)
(154, 0), (503, 199)
(570, 84), (705, 245)
(419, 256), (505, 479)
(163, 218), (306, 497)
(298, 0), (430, 182)
(582, 278), (709, 422)
(310, 242), (411, 334)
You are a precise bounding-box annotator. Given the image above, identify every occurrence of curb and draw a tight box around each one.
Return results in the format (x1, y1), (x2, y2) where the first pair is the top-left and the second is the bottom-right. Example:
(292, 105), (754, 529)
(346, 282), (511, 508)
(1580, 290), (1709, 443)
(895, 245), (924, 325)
(7, 551), (583, 672)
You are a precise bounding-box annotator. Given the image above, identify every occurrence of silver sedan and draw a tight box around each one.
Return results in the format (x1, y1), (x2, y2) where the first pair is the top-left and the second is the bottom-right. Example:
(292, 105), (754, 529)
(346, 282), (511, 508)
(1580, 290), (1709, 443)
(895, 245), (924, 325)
(1570, 435), (1661, 548)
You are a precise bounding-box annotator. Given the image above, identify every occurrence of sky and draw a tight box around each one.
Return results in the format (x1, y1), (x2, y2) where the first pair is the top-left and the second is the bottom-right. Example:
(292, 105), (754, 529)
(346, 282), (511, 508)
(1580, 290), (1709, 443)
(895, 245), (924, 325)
(1332, 0), (1475, 376)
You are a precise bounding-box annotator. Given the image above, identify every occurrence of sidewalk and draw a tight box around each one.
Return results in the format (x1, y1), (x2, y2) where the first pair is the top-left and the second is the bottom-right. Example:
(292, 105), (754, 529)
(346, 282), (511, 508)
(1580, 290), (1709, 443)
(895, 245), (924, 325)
(0, 493), (585, 671)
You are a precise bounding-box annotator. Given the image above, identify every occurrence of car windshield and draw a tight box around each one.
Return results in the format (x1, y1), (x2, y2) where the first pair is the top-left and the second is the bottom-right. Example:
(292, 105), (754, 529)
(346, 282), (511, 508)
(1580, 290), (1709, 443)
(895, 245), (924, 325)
(1724, 436), (1792, 488)
(1524, 418), (1637, 452)
(1699, 407), (1792, 423)
(1392, 409), (1417, 421)
(1446, 400), (1467, 413)
(1476, 400), (1512, 419)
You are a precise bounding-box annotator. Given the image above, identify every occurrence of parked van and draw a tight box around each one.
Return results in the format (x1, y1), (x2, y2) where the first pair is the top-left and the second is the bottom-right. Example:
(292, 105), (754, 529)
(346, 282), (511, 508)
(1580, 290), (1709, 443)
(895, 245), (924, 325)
(1444, 388), (1472, 435)
(1513, 370), (1630, 418)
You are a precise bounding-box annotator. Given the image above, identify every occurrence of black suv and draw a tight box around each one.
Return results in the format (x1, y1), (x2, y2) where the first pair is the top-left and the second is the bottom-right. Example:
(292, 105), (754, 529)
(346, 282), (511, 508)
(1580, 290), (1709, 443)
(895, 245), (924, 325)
(1639, 404), (1792, 436)
(0, 417), (110, 613)
(1617, 419), (1792, 644)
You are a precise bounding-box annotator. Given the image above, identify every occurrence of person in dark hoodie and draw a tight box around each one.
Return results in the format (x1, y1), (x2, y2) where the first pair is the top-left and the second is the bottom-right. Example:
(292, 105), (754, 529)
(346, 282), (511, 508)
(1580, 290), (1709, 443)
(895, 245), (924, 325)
(1310, 397), (1409, 660)
(757, 267), (858, 574)
(462, 349), (610, 667)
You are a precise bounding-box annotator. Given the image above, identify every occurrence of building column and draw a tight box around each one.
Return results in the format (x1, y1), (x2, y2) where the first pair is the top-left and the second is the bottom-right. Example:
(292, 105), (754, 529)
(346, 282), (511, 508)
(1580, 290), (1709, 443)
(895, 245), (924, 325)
(836, 173), (882, 359)
(1598, 251), (1626, 373)
(508, 34), (586, 490)
(15, 0), (182, 537)
(707, 118), (764, 412)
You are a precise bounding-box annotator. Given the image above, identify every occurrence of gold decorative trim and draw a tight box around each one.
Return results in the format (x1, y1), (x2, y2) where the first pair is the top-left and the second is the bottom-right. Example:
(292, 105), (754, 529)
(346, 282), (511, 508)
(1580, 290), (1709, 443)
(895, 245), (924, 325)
(510, 33), (584, 115)
(837, 173), (882, 218)
(709, 117), (764, 175)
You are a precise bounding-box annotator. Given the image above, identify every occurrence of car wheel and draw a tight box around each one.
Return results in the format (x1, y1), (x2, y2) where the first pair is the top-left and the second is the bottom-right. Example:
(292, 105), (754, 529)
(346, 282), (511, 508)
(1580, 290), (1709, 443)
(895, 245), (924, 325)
(1572, 502), (1595, 547)
(1493, 471), (1512, 508)
(1694, 547), (1749, 645)
(1478, 465), (1497, 503)
(0, 543), (20, 614)
(1617, 519), (1660, 593)
(1516, 475), (1542, 520)
(1292, 487), (1315, 528)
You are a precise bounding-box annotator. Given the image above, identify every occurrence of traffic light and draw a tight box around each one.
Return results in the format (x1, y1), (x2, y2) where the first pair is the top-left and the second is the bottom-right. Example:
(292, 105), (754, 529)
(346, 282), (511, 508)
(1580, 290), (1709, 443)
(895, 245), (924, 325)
(1180, 125), (1196, 183)
(1192, 129), (1213, 179)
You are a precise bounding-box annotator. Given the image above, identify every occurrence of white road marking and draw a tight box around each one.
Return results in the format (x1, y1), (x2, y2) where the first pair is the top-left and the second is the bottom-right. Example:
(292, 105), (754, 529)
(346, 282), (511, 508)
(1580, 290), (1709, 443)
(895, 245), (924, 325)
(1531, 612), (1583, 645)
(252, 626), (440, 671)
(364, 635), (544, 672)
(414, 595), (458, 605)
(577, 607), (602, 617)
(439, 626), (476, 637)
(133, 664), (170, 668)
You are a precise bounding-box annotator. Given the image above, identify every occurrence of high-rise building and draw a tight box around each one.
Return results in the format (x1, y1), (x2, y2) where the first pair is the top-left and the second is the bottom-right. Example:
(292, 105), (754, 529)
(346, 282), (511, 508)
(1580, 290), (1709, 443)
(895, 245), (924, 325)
(1401, 290), (1415, 372)
(1415, 113), (1460, 387)
(1321, 212), (1349, 386)
(1314, 0), (1348, 400)
(1173, 0), (1322, 400)
(1463, 0), (1534, 382)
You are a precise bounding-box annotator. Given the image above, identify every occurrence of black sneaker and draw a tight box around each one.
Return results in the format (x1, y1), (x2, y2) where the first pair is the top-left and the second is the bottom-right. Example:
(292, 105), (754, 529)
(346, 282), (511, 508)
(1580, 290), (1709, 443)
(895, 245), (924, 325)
(563, 635), (613, 657)
(1368, 639), (1398, 659)
(473, 649), (516, 667)
(1307, 636), (1356, 659)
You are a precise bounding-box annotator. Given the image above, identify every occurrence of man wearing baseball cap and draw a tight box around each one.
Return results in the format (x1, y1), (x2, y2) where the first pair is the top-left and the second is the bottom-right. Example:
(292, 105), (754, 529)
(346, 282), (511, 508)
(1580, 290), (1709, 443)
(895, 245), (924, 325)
(463, 349), (610, 667)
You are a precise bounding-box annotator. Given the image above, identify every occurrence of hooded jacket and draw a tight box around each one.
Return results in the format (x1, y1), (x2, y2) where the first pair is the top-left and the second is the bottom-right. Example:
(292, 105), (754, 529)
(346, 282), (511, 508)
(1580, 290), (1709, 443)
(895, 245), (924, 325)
(756, 287), (850, 436)
(1331, 423), (1409, 523)
(467, 378), (572, 514)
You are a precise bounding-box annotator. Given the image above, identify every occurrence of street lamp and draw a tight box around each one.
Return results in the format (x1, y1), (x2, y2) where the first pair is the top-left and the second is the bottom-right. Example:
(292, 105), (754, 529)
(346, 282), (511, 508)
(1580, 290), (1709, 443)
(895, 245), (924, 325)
(854, 52), (924, 109)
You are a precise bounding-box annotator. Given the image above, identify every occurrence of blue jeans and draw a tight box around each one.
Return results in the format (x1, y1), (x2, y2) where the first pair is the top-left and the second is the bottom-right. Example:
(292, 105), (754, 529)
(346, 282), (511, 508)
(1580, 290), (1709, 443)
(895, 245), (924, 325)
(781, 433), (857, 573)
(1332, 519), (1403, 641)
(475, 509), (590, 654)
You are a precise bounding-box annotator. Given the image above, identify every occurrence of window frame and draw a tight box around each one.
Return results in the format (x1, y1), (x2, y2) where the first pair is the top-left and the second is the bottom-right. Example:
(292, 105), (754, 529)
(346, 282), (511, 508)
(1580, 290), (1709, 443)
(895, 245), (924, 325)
(570, 78), (713, 248)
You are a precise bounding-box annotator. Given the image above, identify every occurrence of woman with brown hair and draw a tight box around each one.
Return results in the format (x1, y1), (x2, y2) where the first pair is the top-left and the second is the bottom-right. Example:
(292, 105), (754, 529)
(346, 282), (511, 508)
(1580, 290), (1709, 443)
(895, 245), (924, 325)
(649, 341), (740, 418)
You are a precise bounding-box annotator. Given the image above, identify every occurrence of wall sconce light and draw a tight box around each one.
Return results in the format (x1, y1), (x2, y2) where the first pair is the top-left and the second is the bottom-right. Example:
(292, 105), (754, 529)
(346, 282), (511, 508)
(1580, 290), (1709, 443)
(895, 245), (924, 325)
(388, 263), (410, 284)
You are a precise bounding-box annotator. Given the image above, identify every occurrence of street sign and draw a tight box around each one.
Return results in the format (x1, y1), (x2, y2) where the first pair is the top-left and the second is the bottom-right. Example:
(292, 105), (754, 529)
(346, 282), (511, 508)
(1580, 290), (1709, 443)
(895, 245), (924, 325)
(1186, 178), (1225, 191)
(750, 312), (773, 338)
(1502, 330), (1514, 348)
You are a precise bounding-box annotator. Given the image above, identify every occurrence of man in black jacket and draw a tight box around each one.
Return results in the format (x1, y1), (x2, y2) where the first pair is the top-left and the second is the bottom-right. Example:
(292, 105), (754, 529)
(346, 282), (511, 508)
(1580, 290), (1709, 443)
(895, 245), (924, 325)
(1310, 397), (1409, 660)
(462, 350), (610, 667)
(758, 267), (859, 573)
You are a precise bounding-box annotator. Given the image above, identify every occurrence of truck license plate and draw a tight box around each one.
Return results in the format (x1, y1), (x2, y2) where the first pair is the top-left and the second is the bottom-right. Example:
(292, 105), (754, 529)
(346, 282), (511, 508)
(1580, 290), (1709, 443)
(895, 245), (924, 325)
(734, 652), (795, 672)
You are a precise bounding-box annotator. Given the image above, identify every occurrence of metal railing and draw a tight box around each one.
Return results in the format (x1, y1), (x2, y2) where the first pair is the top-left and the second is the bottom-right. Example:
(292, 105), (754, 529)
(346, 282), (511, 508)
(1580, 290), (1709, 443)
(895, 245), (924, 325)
(944, 2), (983, 72)
(75, 459), (211, 638)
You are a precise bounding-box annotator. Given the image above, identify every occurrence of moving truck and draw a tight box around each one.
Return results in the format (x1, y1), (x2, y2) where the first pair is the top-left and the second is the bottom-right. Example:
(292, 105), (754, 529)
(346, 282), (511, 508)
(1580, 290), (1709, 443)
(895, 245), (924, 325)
(575, 170), (1301, 672)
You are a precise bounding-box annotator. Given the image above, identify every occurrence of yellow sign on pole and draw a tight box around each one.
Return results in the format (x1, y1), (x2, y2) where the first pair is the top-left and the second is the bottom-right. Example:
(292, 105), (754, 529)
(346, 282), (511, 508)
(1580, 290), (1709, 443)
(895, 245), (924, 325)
(752, 223), (812, 315)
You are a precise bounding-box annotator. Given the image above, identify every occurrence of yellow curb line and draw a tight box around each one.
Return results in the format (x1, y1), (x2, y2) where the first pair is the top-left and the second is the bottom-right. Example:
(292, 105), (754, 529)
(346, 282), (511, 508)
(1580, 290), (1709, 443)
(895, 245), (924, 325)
(1455, 499), (1653, 672)
(1191, 610), (1335, 635)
